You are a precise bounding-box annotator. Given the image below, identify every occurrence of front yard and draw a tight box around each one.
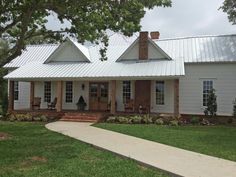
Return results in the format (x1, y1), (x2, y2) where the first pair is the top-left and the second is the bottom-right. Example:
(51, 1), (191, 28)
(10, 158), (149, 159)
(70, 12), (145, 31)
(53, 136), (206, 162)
(0, 121), (169, 177)
(94, 123), (236, 162)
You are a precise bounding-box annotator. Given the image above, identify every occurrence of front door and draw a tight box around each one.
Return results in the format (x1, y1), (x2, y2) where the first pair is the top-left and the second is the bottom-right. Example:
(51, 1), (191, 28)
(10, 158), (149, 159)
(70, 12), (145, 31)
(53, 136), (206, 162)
(135, 80), (151, 112)
(89, 82), (109, 111)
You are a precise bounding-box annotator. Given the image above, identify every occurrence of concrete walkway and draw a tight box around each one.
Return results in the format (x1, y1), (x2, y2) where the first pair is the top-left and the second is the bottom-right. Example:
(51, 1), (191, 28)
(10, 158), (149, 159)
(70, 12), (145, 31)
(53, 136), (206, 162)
(46, 121), (236, 177)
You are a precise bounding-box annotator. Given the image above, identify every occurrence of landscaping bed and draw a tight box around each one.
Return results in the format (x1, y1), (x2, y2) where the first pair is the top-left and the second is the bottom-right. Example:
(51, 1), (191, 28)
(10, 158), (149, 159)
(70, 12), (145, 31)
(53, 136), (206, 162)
(0, 121), (169, 177)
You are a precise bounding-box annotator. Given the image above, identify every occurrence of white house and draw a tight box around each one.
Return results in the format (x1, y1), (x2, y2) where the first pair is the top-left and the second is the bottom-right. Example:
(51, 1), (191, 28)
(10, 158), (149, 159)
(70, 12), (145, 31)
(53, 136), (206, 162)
(3, 31), (236, 117)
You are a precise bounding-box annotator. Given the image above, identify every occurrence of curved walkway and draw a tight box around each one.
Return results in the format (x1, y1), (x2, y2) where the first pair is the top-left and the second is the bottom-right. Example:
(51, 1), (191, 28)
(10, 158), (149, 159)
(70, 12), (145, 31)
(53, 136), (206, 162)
(46, 121), (236, 177)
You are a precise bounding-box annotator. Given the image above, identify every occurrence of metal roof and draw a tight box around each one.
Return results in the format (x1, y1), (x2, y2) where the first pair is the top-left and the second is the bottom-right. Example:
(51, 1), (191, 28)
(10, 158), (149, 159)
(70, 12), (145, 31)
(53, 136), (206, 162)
(156, 34), (236, 63)
(4, 45), (185, 80)
(4, 44), (59, 68)
(3, 33), (236, 80)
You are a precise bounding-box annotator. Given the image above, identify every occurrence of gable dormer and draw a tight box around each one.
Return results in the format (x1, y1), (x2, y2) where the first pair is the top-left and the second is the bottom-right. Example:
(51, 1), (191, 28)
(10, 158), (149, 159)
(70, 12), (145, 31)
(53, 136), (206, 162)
(44, 38), (90, 63)
(117, 31), (171, 62)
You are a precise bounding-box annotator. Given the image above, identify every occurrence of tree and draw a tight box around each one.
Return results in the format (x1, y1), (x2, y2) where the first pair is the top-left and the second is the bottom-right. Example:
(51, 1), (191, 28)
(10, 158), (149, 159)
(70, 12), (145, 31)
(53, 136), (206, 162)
(233, 98), (236, 118)
(220, 0), (236, 25)
(204, 89), (217, 117)
(0, 0), (172, 66)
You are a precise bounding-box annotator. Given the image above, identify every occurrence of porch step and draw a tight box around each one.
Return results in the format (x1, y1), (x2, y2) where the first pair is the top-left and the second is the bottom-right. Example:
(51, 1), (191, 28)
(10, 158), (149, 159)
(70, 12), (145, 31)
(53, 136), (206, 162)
(60, 112), (106, 122)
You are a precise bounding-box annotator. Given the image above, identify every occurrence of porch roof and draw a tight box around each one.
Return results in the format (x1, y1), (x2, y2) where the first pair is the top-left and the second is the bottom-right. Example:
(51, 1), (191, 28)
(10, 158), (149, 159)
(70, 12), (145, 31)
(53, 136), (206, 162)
(4, 58), (185, 80)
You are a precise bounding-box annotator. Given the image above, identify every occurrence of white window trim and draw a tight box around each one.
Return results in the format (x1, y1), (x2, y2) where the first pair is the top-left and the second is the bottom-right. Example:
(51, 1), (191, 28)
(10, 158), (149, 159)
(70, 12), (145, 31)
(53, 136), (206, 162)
(202, 80), (214, 107)
(65, 81), (73, 103)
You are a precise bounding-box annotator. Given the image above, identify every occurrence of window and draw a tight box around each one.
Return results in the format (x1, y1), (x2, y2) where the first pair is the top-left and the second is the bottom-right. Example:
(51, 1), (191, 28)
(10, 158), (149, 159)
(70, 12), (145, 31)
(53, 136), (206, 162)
(203, 80), (213, 106)
(156, 81), (164, 105)
(123, 81), (131, 103)
(14, 81), (19, 101)
(65, 81), (73, 103)
(44, 81), (51, 103)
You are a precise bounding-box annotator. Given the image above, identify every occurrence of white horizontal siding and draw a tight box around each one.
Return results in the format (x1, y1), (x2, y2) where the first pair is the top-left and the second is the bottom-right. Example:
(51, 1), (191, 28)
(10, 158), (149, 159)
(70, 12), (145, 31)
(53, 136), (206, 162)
(179, 63), (236, 116)
(14, 82), (30, 110)
(151, 80), (174, 113)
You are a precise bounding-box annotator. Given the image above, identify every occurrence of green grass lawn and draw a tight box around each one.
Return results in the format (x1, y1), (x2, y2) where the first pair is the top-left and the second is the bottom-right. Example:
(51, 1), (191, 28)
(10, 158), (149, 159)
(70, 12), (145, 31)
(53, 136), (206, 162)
(94, 123), (236, 162)
(0, 121), (169, 177)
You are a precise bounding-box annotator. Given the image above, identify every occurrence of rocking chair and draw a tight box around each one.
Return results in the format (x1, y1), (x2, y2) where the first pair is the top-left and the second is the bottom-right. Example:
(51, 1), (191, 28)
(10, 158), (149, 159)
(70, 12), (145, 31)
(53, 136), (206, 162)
(32, 97), (41, 110)
(47, 97), (57, 110)
(124, 99), (135, 112)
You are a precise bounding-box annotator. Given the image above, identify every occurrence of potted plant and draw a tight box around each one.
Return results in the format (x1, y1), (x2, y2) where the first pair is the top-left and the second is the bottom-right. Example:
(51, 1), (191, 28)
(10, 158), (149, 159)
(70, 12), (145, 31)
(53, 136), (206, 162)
(76, 96), (87, 111)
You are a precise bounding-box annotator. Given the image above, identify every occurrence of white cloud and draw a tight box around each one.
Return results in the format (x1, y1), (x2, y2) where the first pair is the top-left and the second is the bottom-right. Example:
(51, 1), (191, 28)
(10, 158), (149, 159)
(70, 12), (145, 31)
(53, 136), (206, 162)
(141, 0), (236, 38)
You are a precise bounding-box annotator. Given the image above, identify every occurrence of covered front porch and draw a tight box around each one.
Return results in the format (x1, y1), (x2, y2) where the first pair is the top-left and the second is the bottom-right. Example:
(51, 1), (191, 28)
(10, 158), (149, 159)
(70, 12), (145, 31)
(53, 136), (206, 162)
(8, 79), (180, 117)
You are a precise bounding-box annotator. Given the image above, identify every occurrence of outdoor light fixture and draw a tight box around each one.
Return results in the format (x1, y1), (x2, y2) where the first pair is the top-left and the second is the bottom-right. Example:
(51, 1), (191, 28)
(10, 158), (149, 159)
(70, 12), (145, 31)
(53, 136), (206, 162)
(82, 84), (85, 90)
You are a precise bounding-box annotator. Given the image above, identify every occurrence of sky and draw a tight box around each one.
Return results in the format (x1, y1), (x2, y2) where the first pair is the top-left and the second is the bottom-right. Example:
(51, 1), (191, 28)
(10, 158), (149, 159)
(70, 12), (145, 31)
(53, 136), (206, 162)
(46, 0), (236, 39)
(140, 0), (235, 38)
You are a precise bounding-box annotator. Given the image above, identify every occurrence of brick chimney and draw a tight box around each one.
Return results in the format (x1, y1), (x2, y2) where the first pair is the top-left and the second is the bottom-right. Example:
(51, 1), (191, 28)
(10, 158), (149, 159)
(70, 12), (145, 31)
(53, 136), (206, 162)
(139, 31), (148, 60)
(150, 31), (160, 40)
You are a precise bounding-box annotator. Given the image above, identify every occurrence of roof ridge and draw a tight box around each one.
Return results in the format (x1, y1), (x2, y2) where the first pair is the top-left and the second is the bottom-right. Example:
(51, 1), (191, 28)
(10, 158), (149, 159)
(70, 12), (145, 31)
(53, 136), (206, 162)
(157, 34), (236, 41)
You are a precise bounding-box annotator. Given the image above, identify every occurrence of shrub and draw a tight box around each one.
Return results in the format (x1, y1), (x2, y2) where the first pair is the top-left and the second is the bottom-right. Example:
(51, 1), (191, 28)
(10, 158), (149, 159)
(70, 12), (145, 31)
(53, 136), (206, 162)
(169, 120), (178, 126)
(117, 116), (129, 124)
(233, 98), (236, 118)
(200, 118), (210, 126)
(190, 116), (200, 125)
(129, 115), (142, 124)
(142, 115), (153, 124)
(155, 118), (164, 125)
(40, 115), (48, 122)
(106, 116), (116, 123)
(204, 89), (217, 117)
(33, 116), (42, 121)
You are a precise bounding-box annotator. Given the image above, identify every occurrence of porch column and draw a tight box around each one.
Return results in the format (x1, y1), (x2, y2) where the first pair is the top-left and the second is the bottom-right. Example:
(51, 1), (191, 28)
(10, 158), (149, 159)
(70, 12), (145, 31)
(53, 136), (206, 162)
(30, 81), (34, 110)
(110, 80), (116, 114)
(8, 80), (14, 112)
(174, 79), (180, 117)
(56, 81), (63, 112)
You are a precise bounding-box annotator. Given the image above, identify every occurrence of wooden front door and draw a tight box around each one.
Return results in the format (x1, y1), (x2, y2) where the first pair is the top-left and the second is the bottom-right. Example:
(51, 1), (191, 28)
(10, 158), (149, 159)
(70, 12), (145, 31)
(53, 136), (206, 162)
(134, 80), (151, 112)
(89, 82), (109, 111)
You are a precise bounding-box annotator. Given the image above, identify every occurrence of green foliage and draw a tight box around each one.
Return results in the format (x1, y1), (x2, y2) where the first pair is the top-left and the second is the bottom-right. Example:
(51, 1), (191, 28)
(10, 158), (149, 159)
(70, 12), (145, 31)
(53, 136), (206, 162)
(155, 118), (164, 125)
(129, 115), (142, 124)
(190, 116), (200, 125)
(117, 116), (129, 124)
(1, 92), (8, 117)
(169, 120), (178, 126)
(106, 116), (116, 123)
(142, 114), (153, 124)
(220, 0), (236, 25)
(0, 0), (171, 65)
(204, 89), (217, 117)
(233, 98), (236, 118)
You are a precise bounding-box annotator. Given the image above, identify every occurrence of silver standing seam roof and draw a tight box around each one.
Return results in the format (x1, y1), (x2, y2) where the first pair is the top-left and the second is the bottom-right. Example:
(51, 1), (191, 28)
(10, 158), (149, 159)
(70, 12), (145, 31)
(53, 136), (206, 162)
(4, 34), (236, 80)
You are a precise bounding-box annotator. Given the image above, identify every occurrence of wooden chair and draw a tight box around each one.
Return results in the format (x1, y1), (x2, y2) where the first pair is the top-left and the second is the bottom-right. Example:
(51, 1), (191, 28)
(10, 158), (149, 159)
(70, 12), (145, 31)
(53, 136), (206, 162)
(47, 97), (57, 110)
(32, 97), (41, 110)
(124, 99), (134, 112)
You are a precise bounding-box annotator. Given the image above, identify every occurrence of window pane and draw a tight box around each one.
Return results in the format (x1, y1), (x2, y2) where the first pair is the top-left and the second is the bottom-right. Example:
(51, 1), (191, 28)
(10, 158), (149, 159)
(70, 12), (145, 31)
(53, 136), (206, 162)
(203, 80), (213, 106)
(123, 81), (131, 103)
(156, 81), (164, 105)
(65, 81), (73, 103)
(14, 81), (19, 101)
(44, 81), (51, 103)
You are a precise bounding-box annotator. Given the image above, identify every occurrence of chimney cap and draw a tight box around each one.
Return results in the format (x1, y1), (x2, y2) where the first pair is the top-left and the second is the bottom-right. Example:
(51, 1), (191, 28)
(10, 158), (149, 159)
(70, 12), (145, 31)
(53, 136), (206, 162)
(150, 31), (160, 40)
